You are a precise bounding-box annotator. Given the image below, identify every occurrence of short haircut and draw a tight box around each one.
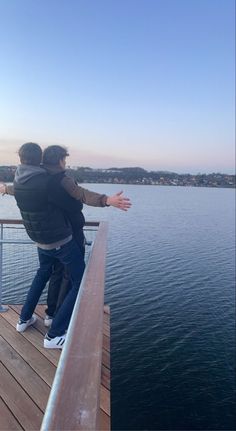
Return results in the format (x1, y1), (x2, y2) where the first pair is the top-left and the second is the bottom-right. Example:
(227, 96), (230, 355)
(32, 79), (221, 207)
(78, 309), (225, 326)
(42, 145), (69, 166)
(18, 142), (42, 166)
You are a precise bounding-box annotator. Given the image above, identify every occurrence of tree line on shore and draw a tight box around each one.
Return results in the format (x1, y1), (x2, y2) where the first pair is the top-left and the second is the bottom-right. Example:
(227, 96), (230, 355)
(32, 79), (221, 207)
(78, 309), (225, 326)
(0, 165), (235, 188)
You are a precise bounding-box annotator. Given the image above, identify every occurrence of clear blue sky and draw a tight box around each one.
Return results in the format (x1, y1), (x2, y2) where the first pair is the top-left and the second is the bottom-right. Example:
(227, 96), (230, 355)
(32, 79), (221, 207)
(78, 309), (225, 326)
(0, 0), (235, 173)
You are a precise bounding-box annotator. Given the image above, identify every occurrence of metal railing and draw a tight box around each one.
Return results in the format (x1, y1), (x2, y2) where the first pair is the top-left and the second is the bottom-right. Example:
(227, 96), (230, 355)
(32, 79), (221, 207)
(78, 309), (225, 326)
(0, 220), (33, 312)
(0, 219), (98, 311)
(0, 218), (108, 430)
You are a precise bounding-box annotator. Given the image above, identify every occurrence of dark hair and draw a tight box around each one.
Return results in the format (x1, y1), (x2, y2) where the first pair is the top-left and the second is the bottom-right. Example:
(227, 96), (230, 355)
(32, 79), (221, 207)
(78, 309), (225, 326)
(42, 145), (69, 166)
(18, 142), (42, 166)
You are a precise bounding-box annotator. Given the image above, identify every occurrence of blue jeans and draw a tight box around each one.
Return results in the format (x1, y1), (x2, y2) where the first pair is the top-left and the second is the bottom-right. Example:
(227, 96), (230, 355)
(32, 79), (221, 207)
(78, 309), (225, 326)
(45, 228), (85, 317)
(20, 239), (85, 337)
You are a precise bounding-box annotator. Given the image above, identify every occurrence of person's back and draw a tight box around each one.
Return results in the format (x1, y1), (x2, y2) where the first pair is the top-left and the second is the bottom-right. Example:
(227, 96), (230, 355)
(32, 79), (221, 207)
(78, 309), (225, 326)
(14, 164), (72, 245)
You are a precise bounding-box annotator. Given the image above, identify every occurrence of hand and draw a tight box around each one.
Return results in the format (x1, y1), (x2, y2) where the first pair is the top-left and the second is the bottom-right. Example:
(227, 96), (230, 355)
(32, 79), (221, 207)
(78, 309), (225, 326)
(0, 183), (7, 195)
(106, 191), (132, 211)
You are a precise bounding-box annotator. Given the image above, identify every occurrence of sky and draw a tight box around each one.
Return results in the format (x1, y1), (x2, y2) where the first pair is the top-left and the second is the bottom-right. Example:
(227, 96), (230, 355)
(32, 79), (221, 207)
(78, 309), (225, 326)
(0, 0), (235, 173)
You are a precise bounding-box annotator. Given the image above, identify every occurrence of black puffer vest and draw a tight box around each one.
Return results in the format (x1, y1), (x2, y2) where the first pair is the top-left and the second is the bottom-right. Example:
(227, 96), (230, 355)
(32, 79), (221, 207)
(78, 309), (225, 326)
(47, 172), (85, 245)
(14, 173), (72, 244)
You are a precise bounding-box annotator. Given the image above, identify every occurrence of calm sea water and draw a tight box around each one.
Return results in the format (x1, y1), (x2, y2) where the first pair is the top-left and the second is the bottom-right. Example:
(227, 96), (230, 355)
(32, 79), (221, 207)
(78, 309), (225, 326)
(0, 184), (235, 430)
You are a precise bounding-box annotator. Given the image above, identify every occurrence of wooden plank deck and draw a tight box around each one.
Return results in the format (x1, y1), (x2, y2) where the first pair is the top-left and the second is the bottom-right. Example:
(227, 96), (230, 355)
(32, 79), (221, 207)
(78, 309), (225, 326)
(0, 304), (110, 431)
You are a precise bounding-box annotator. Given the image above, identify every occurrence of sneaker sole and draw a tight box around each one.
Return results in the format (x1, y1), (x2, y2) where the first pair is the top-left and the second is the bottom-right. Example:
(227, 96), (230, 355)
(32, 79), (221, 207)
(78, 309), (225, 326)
(44, 336), (66, 349)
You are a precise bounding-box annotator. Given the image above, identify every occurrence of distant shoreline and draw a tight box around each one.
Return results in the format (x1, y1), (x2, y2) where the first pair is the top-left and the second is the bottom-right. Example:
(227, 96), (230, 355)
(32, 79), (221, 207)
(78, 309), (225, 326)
(82, 182), (235, 189)
(3, 180), (235, 190)
(0, 165), (235, 189)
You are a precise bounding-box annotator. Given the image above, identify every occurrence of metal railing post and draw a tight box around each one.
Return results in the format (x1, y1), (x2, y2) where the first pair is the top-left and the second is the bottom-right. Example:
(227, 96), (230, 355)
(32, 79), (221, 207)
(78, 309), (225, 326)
(0, 223), (8, 312)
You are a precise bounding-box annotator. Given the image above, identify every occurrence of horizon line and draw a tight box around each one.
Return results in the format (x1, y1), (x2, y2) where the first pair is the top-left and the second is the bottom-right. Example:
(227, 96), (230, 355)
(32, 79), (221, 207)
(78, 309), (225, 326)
(0, 164), (235, 176)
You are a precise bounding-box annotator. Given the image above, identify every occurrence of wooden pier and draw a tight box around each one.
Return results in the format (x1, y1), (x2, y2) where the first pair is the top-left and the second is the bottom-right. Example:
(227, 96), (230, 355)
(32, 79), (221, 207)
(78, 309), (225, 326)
(0, 304), (110, 430)
(0, 219), (110, 430)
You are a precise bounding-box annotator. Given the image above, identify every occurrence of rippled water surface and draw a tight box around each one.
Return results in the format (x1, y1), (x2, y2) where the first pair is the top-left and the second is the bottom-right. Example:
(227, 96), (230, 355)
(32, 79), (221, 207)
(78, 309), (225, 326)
(0, 185), (235, 430)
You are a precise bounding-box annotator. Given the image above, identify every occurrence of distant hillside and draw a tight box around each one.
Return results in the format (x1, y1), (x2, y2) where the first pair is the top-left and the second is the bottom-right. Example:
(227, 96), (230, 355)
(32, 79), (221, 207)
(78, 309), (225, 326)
(0, 165), (235, 188)
(66, 167), (235, 188)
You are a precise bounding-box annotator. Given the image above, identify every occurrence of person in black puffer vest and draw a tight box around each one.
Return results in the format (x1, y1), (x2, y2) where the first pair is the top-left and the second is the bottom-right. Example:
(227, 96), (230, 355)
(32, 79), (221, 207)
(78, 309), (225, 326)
(13, 143), (86, 349)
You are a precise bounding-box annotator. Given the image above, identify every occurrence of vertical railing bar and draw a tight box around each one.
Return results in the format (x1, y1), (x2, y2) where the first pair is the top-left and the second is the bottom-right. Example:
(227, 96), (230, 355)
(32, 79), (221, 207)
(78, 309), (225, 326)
(0, 223), (8, 312)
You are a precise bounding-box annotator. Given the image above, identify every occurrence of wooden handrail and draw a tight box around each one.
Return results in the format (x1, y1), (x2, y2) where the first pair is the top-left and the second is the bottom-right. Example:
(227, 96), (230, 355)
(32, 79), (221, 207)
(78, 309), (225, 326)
(41, 221), (108, 431)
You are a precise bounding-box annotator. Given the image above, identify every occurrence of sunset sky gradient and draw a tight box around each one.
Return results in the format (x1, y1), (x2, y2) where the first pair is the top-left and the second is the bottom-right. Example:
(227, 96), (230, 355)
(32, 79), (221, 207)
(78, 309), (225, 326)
(0, 0), (235, 173)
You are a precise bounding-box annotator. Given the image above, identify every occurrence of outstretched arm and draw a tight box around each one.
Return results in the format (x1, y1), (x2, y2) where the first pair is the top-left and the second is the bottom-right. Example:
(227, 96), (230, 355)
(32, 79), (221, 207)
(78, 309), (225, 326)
(61, 176), (131, 210)
(61, 176), (108, 206)
(106, 191), (131, 211)
(0, 183), (6, 194)
(0, 183), (14, 195)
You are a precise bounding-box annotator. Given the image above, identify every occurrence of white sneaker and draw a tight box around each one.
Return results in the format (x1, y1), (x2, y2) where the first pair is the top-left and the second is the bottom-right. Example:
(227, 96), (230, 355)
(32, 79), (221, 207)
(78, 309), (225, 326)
(44, 314), (53, 327)
(16, 314), (37, 332)
(44, 334), (66, 349)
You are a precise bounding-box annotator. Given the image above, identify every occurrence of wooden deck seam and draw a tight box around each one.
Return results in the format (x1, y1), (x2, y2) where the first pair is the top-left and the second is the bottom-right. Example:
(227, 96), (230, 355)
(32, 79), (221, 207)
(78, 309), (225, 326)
(0, 305), (110, 430)
(8, 305), (49, 338)
(0, 321), (57, 369)
(0, 335), (52, 391)
(102, 346), (110, 353)
(102, 362), (110, 374)
(0, 316), (57, 387)
(0, 362), (43, 430)
(0, 311), (59, 367)
(0, 360), (45, 415)
(9, 305), (47, 336)
(0, 396), (24, 430)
